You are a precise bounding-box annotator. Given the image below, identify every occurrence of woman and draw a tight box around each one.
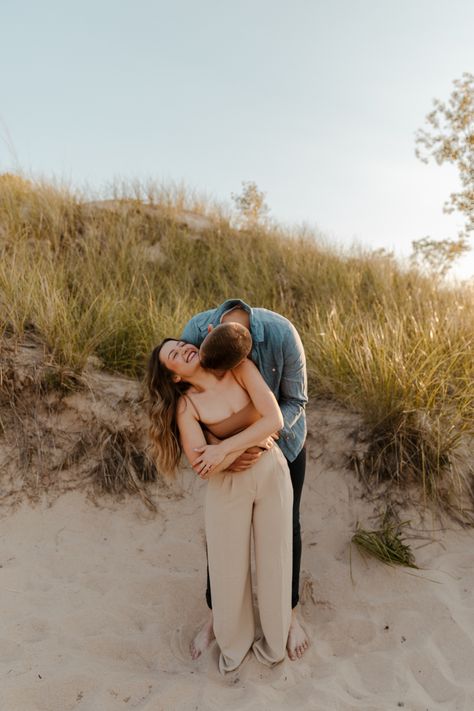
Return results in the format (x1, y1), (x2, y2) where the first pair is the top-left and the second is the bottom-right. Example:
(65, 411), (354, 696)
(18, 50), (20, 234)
(146, 324), (293, 674)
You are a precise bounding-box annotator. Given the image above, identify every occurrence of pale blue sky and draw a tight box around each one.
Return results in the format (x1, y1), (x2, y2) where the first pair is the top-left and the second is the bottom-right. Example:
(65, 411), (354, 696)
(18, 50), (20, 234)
(1, 0), (473, 280)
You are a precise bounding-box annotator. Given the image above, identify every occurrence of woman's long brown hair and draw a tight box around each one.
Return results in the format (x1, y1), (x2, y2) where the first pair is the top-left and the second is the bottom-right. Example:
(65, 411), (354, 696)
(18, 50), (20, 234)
(146, 338), (191, 477)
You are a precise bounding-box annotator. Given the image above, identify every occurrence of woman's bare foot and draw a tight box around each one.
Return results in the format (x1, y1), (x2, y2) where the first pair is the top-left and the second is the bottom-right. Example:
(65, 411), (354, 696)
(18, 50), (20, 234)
(287, 608), (309, 660)
(189, 610), (215, 660)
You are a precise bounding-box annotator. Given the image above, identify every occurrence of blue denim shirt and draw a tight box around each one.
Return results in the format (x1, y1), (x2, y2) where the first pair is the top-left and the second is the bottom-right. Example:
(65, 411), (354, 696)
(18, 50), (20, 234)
(180, 299), (307, 462)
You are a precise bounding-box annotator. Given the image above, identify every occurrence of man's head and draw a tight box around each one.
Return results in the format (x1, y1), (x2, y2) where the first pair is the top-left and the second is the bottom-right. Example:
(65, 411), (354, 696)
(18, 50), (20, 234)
(199, 322), (252, 370)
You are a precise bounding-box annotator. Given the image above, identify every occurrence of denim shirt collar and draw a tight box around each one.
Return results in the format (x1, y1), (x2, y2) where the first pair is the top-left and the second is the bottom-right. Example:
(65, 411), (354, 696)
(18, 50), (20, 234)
(209, 299), (265, 343)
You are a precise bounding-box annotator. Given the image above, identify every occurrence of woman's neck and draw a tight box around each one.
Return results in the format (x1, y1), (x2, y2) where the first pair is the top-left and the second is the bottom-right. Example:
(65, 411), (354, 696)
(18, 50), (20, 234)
(183, 367), (224, 392)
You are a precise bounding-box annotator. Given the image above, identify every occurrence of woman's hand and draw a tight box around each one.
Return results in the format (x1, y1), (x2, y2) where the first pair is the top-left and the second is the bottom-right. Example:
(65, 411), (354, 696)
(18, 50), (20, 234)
(258, 434), (277, 450)
(192, 443), (227, 479)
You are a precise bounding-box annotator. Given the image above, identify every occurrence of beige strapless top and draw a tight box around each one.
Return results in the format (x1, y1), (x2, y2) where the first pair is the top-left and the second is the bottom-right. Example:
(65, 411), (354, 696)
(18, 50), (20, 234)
(185, 396), (260, 438)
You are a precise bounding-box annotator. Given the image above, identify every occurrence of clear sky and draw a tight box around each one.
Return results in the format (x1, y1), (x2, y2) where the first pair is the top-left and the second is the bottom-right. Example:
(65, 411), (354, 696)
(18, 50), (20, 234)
(1, 0), (473, 281)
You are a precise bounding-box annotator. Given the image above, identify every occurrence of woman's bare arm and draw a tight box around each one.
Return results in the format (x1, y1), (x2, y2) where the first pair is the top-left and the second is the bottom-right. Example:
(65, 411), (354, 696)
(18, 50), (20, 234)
(177, 398), (251, 478)
(192, 360), (283, 474)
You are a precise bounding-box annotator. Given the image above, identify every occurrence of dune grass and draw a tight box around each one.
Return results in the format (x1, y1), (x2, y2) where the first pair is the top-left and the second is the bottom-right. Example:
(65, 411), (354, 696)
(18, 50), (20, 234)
(351, 508), (418, 568)
(0, 172), (473, 518)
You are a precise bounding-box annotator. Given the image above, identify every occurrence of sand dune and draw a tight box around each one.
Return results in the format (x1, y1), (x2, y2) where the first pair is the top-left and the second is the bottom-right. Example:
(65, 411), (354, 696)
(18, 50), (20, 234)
(0, 398), (473, 710)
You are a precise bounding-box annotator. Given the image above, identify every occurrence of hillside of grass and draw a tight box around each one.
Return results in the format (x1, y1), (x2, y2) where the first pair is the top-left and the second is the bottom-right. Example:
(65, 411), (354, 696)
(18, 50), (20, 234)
(0, 173), (473, 521)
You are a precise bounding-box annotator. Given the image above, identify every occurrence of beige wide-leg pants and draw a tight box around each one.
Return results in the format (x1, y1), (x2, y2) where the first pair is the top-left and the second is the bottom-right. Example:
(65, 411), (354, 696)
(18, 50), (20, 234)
(205, 445), (293, 674)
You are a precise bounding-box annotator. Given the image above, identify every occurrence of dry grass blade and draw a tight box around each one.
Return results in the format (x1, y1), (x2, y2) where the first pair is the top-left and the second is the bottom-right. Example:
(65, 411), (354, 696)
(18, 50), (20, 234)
(351, 509), (419, 568)
(90, 427), (158, 511)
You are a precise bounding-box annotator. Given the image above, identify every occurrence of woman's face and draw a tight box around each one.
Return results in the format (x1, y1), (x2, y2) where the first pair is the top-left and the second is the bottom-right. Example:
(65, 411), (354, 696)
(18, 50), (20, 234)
(158, 340), (200, 380)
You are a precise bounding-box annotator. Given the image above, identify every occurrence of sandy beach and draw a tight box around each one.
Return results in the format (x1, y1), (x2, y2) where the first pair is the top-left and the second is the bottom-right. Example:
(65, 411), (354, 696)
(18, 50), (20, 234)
(1, 394), (473, 711)
(1, 4), (474, 706)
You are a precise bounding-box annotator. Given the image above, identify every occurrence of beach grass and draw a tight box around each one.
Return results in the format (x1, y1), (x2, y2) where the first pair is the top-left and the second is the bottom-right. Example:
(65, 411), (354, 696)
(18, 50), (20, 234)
(0, 172), (473, 517)
(351, 509), (418, 568)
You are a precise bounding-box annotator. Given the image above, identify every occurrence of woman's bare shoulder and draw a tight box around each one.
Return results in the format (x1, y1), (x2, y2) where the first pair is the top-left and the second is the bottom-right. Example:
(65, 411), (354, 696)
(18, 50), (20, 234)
(177, 394), (199, 418)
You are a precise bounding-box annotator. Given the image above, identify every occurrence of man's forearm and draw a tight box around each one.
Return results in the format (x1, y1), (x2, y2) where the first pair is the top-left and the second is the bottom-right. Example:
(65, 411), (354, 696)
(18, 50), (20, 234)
(206, 445), (253, 475)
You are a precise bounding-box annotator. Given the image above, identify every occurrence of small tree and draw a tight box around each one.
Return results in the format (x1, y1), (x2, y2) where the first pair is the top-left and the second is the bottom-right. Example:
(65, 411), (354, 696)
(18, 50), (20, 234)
(231, 181), (270, 229)
(409, 234), (470, 279)
(412, 72), (474, 276)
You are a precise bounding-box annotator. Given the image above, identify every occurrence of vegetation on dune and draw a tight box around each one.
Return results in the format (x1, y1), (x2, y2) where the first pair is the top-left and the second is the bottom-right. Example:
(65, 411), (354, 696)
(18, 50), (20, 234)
(413, 71), (474, 278)
(0, 172), (473, 521)
(351, 508), (419, 569)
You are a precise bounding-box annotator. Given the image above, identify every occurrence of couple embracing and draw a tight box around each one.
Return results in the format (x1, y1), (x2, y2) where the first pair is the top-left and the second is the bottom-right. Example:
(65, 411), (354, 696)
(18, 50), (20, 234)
(146, 299), (310, 674)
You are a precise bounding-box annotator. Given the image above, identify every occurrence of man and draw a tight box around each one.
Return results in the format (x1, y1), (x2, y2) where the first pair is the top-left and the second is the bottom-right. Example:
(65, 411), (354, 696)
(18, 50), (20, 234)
(181, 298), (309, 662)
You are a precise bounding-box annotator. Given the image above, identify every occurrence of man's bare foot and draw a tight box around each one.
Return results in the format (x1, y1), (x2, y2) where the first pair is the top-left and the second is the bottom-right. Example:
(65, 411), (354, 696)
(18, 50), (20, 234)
(190, 611), (215, 660)
(287, 608), (309, 660)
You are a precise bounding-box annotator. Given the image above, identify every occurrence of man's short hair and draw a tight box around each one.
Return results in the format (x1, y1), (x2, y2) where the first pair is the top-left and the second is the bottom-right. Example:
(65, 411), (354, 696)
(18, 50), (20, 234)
(200, 322), (252, 370)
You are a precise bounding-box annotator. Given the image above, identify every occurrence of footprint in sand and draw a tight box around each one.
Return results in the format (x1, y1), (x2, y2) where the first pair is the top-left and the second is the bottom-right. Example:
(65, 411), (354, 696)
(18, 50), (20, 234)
(1, 676), (98, 711)
(407, 646), (462, 705)
(0, 637), (25, 662)
(14, 617), (51, 644)
(318, 617), (377, 657)
(350, 651), (398, 695)
(83, 634), (154, 671)
(431, 620), (474, 686)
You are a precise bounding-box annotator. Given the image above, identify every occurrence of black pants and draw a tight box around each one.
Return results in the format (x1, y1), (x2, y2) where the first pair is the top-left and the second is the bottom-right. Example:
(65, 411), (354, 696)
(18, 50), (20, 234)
(205, 444), (306, 610)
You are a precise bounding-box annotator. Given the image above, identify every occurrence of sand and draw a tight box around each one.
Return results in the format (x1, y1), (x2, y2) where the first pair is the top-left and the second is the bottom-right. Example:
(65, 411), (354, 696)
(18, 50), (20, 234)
(0, 400), (473, 711)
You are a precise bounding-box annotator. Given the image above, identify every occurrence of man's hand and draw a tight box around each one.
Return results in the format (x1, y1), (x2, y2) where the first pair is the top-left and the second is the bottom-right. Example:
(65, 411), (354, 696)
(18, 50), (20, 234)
(204, 424), (280, 474)
(225, 431), (278, 472)
(226, 446), (264, 472)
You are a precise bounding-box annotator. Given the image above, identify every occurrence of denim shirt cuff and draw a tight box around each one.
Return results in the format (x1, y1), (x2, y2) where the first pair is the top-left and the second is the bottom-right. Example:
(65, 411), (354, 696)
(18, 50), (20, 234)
(279, 425), (294, 442)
